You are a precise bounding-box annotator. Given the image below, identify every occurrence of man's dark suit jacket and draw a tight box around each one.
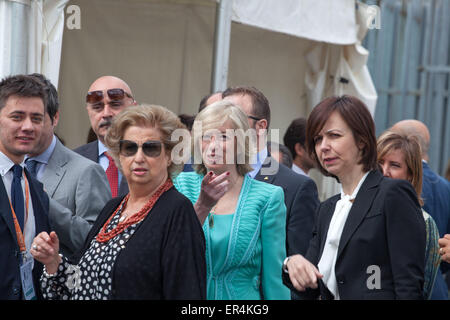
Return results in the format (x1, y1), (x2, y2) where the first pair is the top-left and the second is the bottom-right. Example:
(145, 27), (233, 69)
(255, 155), (319, 256)
(0, 169), (50, 300)
(73, 140), (129, 196)
(422, 161), (450, 299)
(283, 170), (426, 300)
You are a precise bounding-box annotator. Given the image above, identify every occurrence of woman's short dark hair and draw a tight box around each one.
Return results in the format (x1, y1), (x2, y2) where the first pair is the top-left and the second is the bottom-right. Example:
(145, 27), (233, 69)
(305, 95), (377, 179)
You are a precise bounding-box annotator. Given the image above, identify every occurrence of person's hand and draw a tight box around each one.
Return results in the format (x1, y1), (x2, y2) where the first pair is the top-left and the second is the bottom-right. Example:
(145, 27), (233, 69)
(30, 231), (61, 274)
(194, 171), (230, 223)
(286, 254), (323, 291)
(438, 234), (450, 263)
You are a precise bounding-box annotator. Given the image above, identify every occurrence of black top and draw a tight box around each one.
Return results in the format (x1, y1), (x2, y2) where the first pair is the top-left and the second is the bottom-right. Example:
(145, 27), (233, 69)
(42, 187), (206, 300)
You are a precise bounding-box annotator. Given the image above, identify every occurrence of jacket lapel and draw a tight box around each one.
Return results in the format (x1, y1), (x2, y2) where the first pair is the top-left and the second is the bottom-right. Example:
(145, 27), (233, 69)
(0, 178), (19, 246)
(336, 170), (382, 259)
(25, 170), (49, 235)
(254, 155), (277, 184)
(41, 140), (68, 197)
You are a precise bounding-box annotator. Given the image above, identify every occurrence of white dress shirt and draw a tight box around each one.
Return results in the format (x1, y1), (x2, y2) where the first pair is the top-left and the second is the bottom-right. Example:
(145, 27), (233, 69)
(248, 147), (268, 178)
(317, 171), (369, 299)
(26, 135), (56, 181)
(292, 163), (308, 176)
(0, 151), (36, 262)
(98, 140), (123, 186)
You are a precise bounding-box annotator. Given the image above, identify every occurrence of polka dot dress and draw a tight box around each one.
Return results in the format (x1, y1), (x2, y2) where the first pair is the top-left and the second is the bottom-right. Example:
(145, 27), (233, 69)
(41, 201), (141, 300)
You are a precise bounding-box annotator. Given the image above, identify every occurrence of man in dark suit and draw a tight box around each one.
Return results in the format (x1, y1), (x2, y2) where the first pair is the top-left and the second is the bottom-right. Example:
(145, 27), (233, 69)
(0, 74), (50, 299)
(222, 86), (320, 259)
(391, 119), (450, 300)
(74, 76), (137, 197)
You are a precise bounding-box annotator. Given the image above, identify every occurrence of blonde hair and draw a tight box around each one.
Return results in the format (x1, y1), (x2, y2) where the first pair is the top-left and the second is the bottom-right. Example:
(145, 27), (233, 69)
(104, 104), (186, 179)
(192, 100), (255, 176)
(377, 131), (424, 206)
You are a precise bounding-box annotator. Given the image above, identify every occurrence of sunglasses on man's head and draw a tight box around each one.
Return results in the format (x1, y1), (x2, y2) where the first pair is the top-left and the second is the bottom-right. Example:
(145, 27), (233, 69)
(86, 88), (133, 104)
(119, 140), (163, 157)
(247, 115), (261, 122)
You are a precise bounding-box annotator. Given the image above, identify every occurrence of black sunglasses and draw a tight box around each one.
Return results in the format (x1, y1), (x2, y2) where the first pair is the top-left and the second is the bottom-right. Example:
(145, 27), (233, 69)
(86, 88), (133, 104)
(119, 140), (162, 157)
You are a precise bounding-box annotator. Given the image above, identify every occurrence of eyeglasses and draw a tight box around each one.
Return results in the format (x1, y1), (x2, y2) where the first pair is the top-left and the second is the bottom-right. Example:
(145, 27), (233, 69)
(119, 140), (163, 157)
(247, 115), (261, 122)
(86, 88), (133, 104)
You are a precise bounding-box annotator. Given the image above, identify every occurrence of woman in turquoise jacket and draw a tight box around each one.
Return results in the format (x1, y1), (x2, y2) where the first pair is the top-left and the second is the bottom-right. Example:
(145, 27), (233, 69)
(174, 100), (290, 300)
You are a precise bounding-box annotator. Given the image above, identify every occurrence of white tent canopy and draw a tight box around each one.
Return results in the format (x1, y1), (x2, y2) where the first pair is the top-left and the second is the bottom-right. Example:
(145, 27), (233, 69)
(0, 0), (377, 199)
(0, 0), (68, 87)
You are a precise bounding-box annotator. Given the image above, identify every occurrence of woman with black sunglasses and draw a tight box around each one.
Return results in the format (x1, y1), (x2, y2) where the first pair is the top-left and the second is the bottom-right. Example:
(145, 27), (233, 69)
(31, 104), (206, 300)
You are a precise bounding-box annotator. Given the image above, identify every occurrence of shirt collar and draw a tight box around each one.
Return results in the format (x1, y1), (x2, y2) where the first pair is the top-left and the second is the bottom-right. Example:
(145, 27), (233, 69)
(249, 147), (268, 178)
(292, 163), (307, 176)
(27, 135), (57, 165)
(0, 150), (24, 177)
(98, 140), (108, 157)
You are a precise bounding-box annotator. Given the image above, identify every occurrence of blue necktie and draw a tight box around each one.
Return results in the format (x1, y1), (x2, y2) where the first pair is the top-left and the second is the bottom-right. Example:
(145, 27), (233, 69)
(25, 159), (38, 178)
(11, 164), (25, 231)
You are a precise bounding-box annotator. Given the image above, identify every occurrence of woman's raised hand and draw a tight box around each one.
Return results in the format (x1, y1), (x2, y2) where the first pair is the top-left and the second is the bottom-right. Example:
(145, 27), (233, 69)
(194, 171), (230, 223)
(30, 231), (62, 274)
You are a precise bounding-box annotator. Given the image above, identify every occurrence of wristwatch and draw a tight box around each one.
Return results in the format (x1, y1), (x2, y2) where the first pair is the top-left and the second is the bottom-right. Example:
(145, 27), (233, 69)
(282, 256), (290, 273)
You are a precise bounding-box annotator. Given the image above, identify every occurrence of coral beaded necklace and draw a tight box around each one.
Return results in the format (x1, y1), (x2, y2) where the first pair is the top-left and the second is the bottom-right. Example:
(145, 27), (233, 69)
(96, 179), (173, 243)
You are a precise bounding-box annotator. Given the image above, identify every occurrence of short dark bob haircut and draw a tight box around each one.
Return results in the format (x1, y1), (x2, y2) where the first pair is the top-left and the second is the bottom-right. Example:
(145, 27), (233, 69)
(305, 95), (377, 180)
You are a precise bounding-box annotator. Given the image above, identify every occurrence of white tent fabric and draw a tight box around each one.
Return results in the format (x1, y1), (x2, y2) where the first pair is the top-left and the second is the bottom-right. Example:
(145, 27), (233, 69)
(0, 0), (67, 87)
(231, 0), (358, 45)
(304, 2), (378, 199)
(2, 0), (376, 200)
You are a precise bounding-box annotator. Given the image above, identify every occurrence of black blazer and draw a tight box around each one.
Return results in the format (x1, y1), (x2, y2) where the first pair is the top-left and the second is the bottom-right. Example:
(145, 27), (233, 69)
(0, 169), (50, 300)
(283, 170), (426, 300)
(255, 156), (319, 256)
(72, 187), (206, 300)
(73, 140), (129, 196)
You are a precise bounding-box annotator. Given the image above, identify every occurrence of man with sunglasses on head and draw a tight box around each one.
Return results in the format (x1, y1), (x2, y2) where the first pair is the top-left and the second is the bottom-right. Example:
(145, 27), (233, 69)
(74, 76), (137, 197)
(222, 86), (320, 300)
(27, 74), (111, 260)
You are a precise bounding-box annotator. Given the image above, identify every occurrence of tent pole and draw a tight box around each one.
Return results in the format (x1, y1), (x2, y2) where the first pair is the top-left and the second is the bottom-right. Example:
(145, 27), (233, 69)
(211, 0), (232, 92)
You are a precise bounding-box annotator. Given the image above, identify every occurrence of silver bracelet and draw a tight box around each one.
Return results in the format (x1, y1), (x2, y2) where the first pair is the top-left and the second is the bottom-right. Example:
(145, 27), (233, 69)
(42, 254), (63, 278)
(282, 256), (291, 273)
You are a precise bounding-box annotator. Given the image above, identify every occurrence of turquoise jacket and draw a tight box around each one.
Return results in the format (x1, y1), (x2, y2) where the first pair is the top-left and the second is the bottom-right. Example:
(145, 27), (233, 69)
(174, 172), (290, 300)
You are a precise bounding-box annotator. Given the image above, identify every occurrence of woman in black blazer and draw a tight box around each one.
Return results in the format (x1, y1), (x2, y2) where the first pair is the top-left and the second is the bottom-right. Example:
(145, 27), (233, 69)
(282, 96), (426, 300)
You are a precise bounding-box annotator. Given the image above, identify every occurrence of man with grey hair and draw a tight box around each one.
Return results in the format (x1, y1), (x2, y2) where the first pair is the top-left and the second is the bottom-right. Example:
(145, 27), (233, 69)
(391, 119), (450, 300)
